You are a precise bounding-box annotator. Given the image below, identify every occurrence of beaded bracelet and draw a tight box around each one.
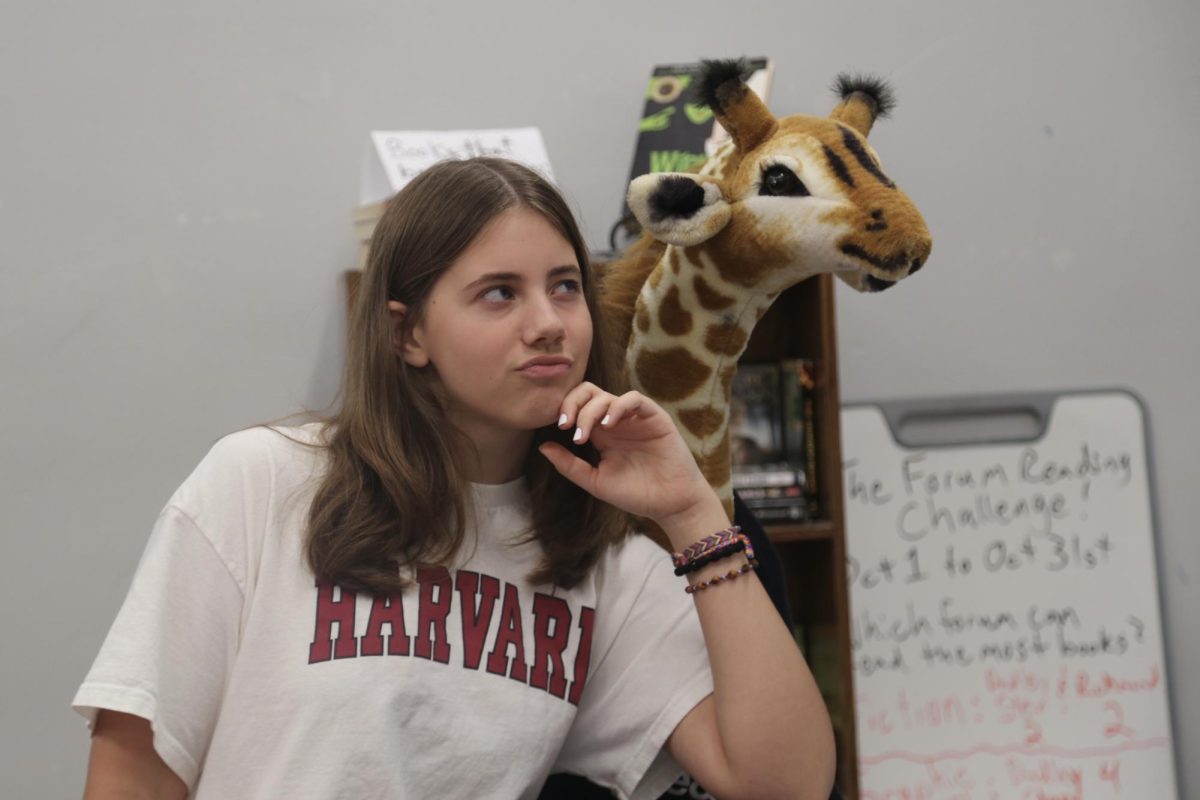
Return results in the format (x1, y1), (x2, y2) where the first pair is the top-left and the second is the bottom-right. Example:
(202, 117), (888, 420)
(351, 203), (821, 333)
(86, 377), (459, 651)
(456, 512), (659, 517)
(672, 526), (742, 571)
(685, 559), (759, 594)
(674, 540), (743, 576)
(673, 535), (757, 576)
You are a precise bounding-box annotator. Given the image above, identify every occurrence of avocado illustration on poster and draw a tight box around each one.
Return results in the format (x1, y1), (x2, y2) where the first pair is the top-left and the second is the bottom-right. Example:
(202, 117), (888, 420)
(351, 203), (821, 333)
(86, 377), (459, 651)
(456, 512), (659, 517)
(618, 58), (773, 229)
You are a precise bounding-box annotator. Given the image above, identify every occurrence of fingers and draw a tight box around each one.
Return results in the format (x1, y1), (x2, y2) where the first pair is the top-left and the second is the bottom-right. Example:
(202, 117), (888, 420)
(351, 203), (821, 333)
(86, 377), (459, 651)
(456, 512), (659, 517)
(537, 442), (597, 493)
(557, 382), (612, 445)
(601, 391), (657, 430)
(556, 382), (598, 432)
(558, 385), (661, 445)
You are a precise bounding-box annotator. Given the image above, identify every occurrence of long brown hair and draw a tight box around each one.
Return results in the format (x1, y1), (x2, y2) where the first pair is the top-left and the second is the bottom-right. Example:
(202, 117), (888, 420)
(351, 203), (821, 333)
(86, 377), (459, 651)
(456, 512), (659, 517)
(267, 158), (628, 595)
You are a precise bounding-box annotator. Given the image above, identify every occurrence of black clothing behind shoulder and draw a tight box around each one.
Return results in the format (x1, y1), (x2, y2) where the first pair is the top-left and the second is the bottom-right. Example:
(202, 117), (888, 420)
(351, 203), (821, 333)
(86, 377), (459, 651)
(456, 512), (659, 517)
(733, 492), (792, 628)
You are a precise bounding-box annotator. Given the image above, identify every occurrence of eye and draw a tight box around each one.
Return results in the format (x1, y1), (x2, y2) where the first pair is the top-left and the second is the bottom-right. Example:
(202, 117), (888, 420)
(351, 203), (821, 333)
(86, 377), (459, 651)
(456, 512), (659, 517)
(759, 164), (809, 197)
(480, 286), (515, 303)
(551, 278), (582, 297)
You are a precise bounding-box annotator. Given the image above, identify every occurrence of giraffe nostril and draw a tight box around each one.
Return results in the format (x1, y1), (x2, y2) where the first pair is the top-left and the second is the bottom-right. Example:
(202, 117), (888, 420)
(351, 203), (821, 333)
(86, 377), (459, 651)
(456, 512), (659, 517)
(909, 257), (923, 274)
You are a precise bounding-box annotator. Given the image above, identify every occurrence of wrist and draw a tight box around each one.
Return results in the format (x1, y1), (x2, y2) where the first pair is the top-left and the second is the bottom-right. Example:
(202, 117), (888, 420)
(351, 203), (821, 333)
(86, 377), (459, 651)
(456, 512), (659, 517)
(656, 493), (731, 551)
(684, 550), (755, 592)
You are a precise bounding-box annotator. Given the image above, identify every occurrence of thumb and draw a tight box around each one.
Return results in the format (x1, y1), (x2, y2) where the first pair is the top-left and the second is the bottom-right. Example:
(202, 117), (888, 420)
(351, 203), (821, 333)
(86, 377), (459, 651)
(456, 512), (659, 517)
(538, 442), (599, 495)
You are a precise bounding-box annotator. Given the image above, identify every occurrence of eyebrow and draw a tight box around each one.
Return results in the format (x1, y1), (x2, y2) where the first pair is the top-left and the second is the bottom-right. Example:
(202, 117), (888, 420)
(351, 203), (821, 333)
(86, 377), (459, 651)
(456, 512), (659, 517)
(462, 264), (581, 292)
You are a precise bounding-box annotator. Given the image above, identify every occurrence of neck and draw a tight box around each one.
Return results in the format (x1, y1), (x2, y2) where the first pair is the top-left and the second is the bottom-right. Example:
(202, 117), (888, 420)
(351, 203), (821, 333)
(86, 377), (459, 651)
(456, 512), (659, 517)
(624, 246), (776, 514)
(449, 423), (532, 485)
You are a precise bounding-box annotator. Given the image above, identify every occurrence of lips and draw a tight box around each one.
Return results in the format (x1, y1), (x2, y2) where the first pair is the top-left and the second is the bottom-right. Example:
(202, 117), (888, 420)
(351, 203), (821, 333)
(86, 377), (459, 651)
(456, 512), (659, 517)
(517, 356), (573, 378)
(864, 274), (897, 292)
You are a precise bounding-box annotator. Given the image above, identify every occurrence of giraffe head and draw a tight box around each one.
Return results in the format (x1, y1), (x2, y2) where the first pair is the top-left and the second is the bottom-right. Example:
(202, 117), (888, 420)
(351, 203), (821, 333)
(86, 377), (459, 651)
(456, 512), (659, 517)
(625, 60), (932, 296)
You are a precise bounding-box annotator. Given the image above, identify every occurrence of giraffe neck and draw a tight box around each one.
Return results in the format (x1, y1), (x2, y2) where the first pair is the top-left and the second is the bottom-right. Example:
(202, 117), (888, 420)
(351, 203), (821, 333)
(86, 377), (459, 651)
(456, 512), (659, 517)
(624, 244), (776, 516)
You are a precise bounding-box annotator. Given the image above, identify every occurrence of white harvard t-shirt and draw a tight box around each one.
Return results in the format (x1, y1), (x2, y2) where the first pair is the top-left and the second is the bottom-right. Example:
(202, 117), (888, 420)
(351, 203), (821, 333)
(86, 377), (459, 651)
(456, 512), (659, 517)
(72, 424), (714, 799)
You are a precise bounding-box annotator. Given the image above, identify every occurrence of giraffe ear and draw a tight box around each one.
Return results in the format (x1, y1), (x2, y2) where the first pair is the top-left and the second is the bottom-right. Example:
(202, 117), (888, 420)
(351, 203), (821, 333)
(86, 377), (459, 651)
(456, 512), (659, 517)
(627, 174), (731, 247)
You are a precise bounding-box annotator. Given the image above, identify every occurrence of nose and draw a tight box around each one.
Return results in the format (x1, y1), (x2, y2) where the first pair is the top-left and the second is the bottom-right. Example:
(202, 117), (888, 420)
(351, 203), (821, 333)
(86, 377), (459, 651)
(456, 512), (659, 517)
(524, 295), (566, 347)
(907, 237), (932, 275)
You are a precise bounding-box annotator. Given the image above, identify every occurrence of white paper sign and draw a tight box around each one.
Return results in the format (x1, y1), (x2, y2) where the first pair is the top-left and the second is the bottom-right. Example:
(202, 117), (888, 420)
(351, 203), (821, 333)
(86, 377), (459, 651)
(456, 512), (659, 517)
(360, 128), (555, 205)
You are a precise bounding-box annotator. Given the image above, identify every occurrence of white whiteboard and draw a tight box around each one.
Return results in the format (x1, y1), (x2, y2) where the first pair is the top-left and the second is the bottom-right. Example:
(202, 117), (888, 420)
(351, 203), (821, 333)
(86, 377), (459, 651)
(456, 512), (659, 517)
(841, 391), (1178, 799)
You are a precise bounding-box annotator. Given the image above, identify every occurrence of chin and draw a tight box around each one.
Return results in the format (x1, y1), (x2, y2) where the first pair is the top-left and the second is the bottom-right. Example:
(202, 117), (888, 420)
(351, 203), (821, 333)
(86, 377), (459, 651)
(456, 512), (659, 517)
(525, 405), (564, 431)
(530, 385), (576, 425)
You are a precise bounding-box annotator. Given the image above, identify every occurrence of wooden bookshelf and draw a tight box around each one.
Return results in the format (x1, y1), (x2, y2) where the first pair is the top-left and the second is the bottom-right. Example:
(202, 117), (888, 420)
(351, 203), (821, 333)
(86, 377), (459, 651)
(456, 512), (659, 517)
(342, 267), (859, 797)
(743, 274), (859, 799)
(765, 520), (837, 543)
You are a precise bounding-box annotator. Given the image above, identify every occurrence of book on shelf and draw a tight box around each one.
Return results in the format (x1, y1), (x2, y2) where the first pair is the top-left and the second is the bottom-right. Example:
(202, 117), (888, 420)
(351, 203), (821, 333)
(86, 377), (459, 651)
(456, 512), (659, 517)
(729, 362), (785, 467)
(730, 359), (819, 522)
(618, 58), (773, 234)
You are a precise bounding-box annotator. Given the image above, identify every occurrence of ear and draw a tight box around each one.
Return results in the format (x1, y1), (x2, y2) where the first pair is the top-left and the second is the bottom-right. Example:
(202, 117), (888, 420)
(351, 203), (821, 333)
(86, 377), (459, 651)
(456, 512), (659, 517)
(697, 59), (779, 152)
(829, 73), (896, 138)
(626, 174), (731, 247)
(387, 300), (429, 367)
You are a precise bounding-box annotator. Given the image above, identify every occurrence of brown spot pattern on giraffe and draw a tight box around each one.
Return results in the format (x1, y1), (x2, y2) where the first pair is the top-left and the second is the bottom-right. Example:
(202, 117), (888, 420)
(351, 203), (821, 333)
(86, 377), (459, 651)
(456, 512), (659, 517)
(634, 347), (713, 403)
(648, 266), (663, 291)
(596, 236), (666, 356)
(635, 301), (651, 333)
(705, 323), (748, 356)
(658, 286), (693, 336)
(698, 435), (731, 488)
(706, 209), (792, 288)
(719, 364), (737, 395)
(678, 407), (726, 438)
(668, 248), (682, 274)
(693, 274), (736, 311)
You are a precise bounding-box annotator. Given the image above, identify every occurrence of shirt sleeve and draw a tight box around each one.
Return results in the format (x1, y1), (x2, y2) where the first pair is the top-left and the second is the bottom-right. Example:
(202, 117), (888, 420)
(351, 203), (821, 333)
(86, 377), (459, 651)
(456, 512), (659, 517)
(71, 500), (246, 792)
(553, 535), (714, 800)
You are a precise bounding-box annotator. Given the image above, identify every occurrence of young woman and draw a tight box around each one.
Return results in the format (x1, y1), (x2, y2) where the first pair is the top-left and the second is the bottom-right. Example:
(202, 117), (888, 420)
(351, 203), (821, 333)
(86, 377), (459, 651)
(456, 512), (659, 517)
(75, 158), (834, 799)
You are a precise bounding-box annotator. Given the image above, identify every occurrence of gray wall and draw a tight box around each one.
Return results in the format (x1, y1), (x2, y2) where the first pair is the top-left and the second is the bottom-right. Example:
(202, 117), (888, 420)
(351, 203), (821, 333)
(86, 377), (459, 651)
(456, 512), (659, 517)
(3, 1), (1196, 796)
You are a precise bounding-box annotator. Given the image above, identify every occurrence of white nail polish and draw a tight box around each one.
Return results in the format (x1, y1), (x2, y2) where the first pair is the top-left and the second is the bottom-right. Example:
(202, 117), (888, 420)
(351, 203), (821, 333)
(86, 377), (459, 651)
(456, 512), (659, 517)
(601, 414), (611, 426)
(573, 427), (583, 443)
(558, 413), (568, 427)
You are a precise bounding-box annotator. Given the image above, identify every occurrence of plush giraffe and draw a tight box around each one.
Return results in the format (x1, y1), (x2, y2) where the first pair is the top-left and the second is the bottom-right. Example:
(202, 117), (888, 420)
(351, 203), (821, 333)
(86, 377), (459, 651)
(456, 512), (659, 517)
(599, 60), (933, 535)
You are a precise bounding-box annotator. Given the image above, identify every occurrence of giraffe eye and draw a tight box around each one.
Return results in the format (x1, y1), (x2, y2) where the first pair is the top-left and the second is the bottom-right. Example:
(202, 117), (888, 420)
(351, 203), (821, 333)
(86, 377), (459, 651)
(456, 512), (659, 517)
(760, 164), (809, 197)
